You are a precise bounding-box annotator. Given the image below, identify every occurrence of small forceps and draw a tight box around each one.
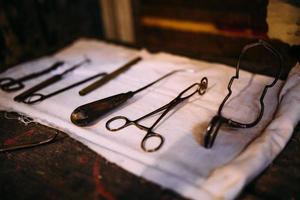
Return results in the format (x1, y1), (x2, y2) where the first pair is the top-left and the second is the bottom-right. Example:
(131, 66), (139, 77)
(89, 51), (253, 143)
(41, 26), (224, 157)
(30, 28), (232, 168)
(106, 77), (208, 152)
(0, 61), (64, 92)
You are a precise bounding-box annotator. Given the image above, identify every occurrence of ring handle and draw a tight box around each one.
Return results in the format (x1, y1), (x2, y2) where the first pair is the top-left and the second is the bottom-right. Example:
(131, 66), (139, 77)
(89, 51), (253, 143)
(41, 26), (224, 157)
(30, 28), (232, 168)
(0, 78), (24, 92)
(141, 133), (164, 152)
(105, 116), (131, 131)
(0, 78), (14, 86)
(22, 93), (45, 104)
(198, 77), (208, 95)
(203, 115), (224, 148)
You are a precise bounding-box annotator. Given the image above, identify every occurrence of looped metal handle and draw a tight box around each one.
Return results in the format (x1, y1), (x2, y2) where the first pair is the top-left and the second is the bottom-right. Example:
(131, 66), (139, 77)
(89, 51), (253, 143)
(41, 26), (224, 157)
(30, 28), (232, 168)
(22, 93), (45, 104)
(141, 132), (164, 152)
(198, 77), (208, 95)
(0, 78), (24, 91)
(203, 115), (224, 148)
(0, 77), (14, 86)
(105, 116), (131, 131)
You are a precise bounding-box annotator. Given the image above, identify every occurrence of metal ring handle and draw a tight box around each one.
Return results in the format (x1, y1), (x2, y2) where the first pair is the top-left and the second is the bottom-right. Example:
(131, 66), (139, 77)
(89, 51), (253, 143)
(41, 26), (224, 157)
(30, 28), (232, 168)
(198, 77), (208, 95)
(22, 93), (45, 104)
(106, 116), (131, 131)
(203, 115), (224, 148)
(141, 133), (165, 152)
(0, 77), (14, 86)
(0, 78), (24, 92)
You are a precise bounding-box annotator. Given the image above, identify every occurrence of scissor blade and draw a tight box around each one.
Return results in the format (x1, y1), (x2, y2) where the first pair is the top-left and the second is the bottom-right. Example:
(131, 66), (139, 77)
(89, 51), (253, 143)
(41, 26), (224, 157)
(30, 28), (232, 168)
(79, 56), (142, 96)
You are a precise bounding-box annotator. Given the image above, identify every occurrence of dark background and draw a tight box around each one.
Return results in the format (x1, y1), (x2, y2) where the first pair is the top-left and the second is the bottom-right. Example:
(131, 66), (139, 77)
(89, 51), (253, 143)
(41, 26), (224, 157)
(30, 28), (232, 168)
(0, 1), (300, 199)
(0, 0), (299, 77)
(0, 0), (103, 71)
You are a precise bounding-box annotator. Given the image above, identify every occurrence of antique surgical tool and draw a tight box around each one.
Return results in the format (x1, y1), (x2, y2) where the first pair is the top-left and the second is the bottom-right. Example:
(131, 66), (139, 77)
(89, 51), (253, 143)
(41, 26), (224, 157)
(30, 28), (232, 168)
(106, 77), (208, 152)
(203, 40), (283, 148)
(14, 57), (90, 102)
(0, 131), (58, 153)
(79, 56), (142, 96)
(1, 111), (58, 153)
(22, 72), (107, 104)
(71, 69), (194, 127)
(0, 61), (65, 92)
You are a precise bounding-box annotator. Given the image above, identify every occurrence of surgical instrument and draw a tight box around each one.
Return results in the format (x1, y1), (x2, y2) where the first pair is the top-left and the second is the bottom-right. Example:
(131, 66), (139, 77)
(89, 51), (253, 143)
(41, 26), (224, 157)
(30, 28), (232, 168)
(203, 40), (283, 149)
(79, 56), (142, 96)
(14, 57), (91, 102)
(0, 61), (64, 92)
(0, 130), (58, 153)
(22, 72), (107, 104)
(106, 77), (208, 152)
(71, 69), (194, 127)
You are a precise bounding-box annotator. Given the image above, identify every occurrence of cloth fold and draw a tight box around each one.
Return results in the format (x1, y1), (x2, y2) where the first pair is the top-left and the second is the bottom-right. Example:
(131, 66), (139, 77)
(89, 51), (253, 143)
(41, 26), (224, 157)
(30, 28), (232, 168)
(0, 39), (299, 200)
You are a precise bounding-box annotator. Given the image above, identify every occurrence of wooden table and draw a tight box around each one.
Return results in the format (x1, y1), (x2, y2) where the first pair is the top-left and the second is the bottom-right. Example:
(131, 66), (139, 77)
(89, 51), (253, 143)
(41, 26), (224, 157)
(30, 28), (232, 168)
(1, 110), (299, 200)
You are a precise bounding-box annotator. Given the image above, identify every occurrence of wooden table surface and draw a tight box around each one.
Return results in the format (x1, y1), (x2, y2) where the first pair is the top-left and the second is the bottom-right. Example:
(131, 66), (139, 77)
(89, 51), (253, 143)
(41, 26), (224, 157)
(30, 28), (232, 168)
(0, 110), (299, 200)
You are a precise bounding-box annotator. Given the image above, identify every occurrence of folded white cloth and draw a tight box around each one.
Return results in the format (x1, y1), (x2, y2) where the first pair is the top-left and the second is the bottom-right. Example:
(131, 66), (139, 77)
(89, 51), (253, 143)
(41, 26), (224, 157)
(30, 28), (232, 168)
(0, 39), (299, 200)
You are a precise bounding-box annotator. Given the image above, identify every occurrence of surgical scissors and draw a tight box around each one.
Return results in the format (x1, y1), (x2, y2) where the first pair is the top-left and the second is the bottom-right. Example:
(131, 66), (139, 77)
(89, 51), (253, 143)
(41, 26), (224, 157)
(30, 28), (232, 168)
(106, 77), (208, 152)
(0, 61), (65, 92)
(14, 57), (90, 102)
(22, 72), (107, 104)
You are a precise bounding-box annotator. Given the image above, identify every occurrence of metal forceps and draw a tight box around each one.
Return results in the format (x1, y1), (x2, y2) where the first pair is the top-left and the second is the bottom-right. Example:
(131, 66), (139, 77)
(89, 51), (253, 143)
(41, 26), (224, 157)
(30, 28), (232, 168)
(0, 61), (65, 92)
(106, 77), (208, 152)
(203, 40), (283, 148)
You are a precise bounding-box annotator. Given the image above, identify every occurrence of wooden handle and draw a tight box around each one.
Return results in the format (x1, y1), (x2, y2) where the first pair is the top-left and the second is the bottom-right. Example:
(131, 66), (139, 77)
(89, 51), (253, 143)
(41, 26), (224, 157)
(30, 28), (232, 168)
(70, 91), (134, 126)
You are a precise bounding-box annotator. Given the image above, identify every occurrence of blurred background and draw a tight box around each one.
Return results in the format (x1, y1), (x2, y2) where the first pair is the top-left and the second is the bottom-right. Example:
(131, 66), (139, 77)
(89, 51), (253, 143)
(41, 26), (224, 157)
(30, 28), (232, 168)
(0, 0), (299, 77)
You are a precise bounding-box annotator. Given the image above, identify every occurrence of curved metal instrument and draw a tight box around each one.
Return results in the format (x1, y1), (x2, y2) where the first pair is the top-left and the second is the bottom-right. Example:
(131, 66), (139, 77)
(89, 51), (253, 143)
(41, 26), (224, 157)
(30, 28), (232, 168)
(203, 40), (283, 148)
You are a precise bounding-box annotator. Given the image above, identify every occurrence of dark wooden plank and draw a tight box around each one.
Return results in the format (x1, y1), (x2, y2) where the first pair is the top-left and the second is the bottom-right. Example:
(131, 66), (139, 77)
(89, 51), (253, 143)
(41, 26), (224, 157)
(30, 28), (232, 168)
(140, 0), (268, 12)
(138, 27), (296, 79)
(0, 111), (185, 200)
(140, 5), (267, 31)
(0, 112), (299, 199)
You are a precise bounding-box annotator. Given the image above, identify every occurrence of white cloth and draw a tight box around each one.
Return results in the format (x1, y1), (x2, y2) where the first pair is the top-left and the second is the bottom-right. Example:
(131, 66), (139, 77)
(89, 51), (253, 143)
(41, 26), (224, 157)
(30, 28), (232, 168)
(0, 39), (299, 200)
